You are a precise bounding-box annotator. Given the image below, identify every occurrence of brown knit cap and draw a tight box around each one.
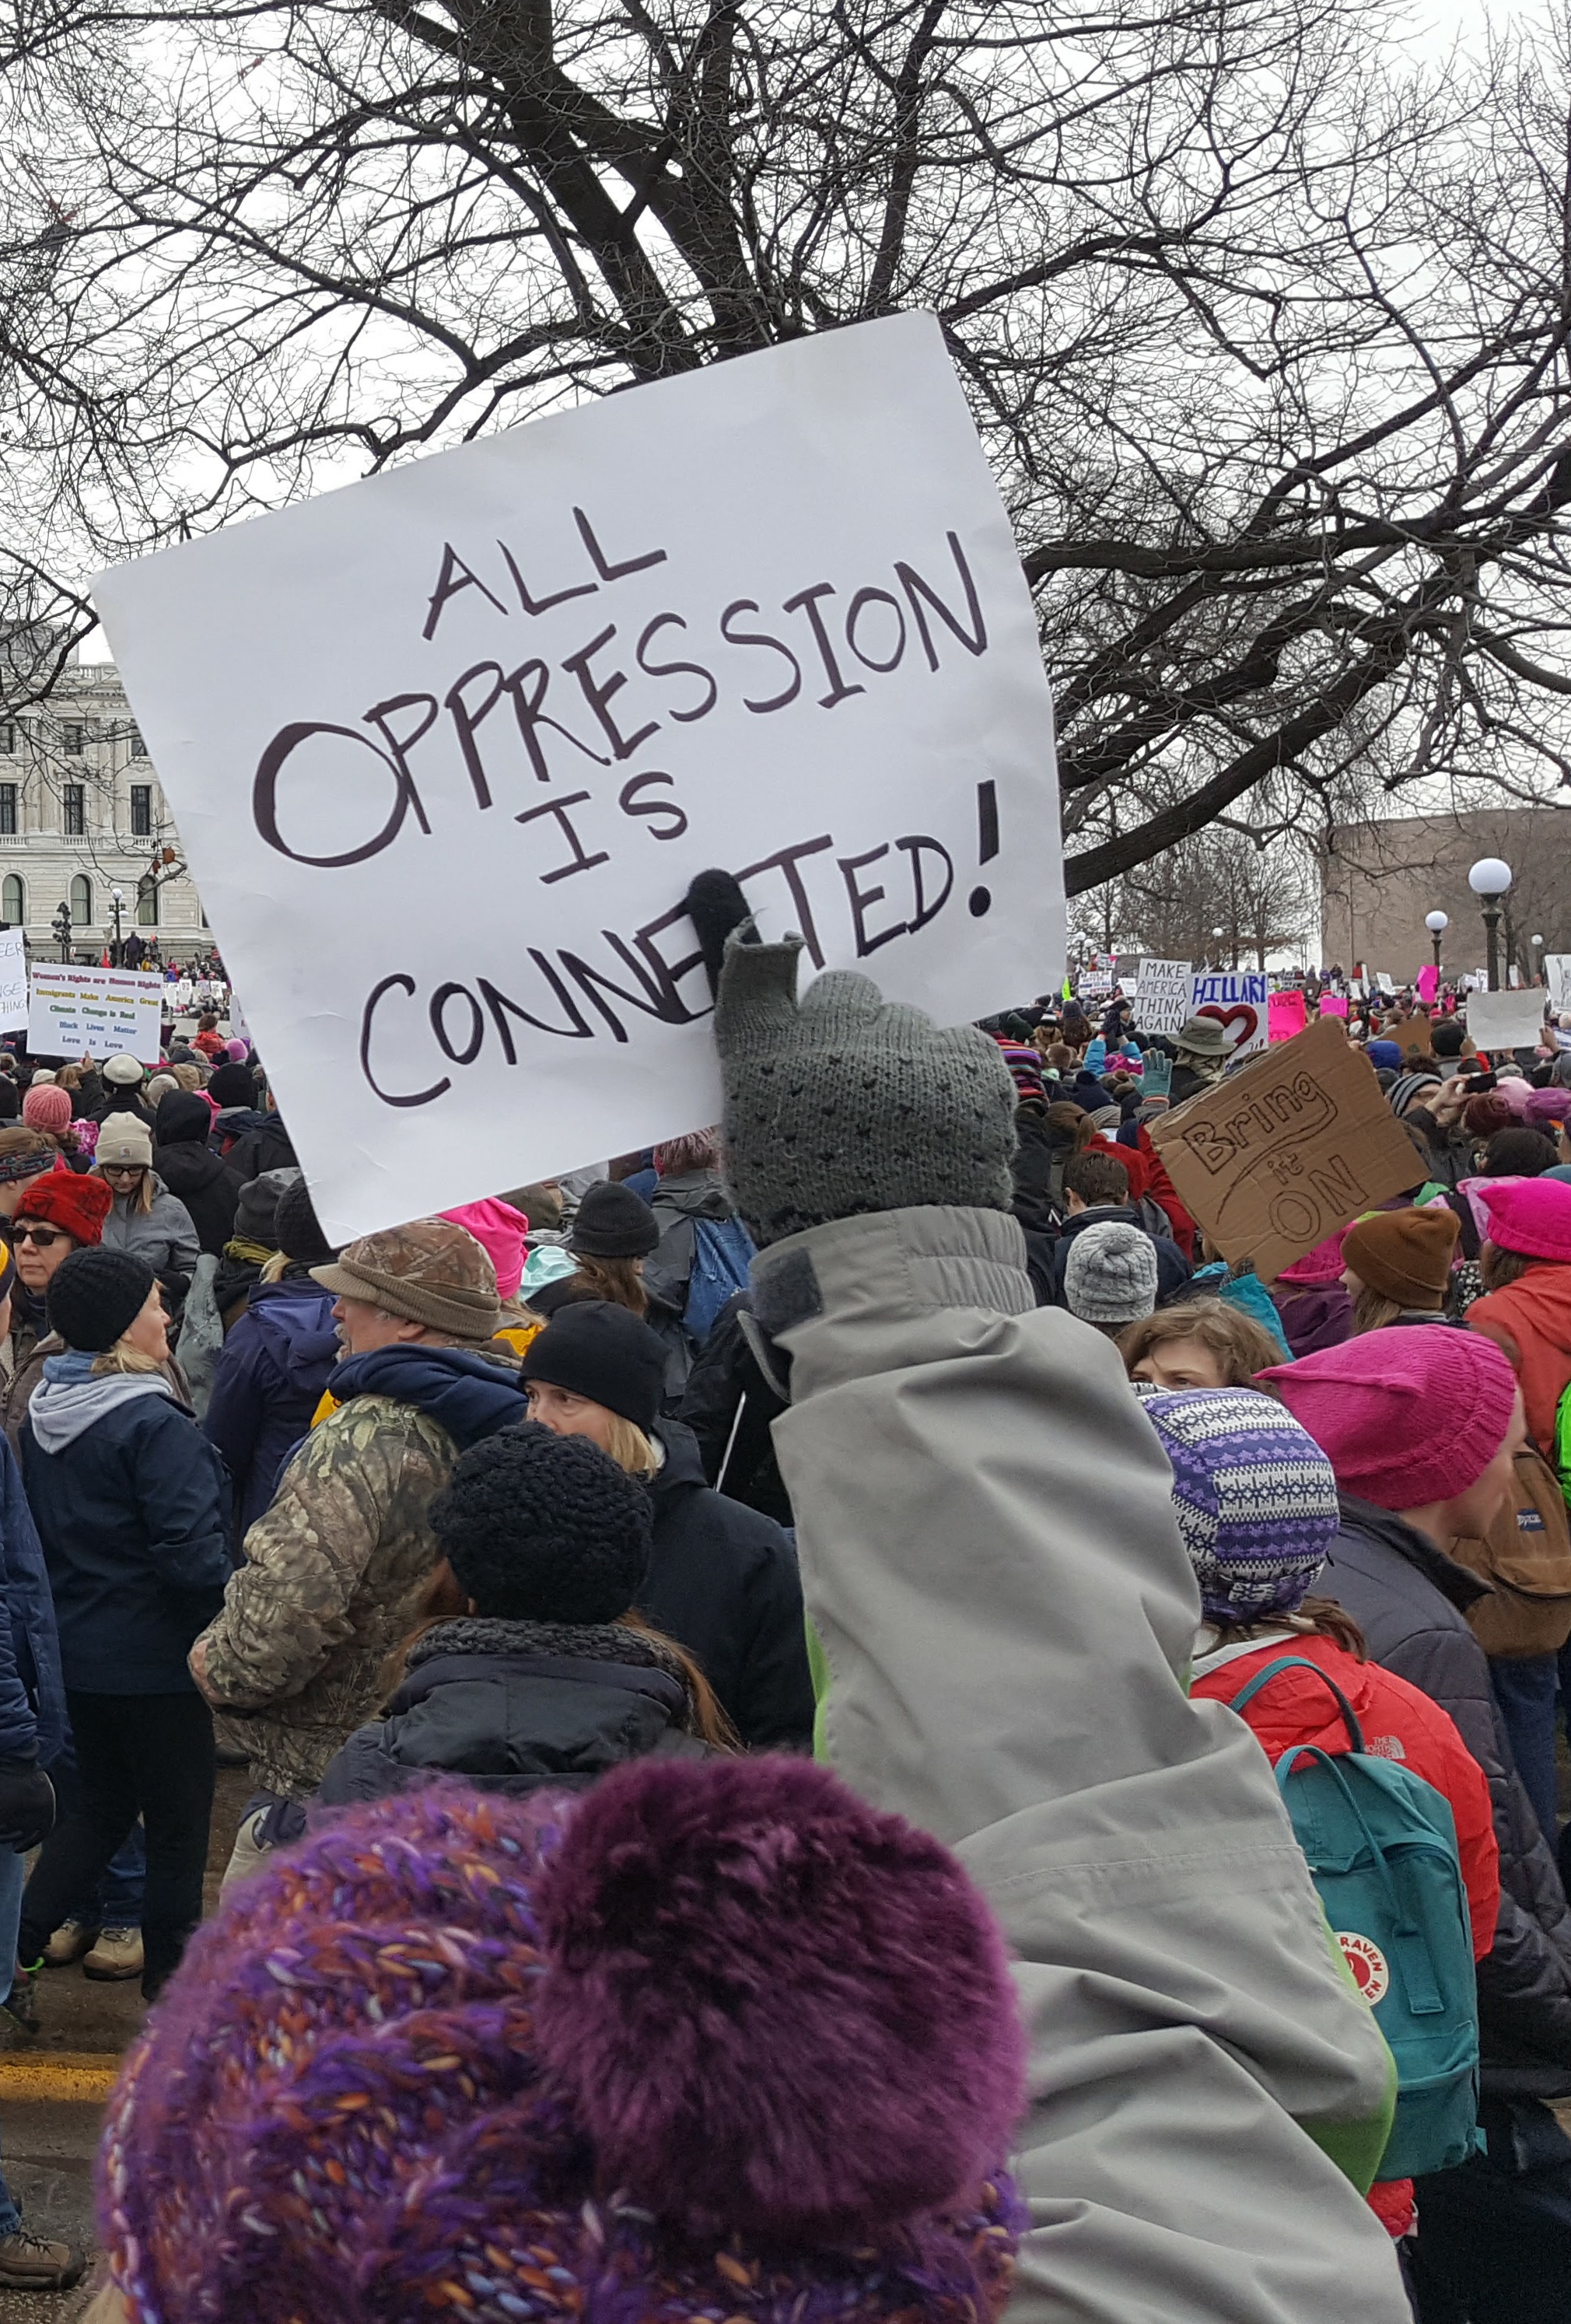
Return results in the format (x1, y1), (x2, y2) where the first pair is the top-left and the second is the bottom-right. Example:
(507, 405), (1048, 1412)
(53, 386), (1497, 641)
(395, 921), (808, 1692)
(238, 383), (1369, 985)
(311, 1216), (500, 1341)
(1342, 1206), (1461, 1308)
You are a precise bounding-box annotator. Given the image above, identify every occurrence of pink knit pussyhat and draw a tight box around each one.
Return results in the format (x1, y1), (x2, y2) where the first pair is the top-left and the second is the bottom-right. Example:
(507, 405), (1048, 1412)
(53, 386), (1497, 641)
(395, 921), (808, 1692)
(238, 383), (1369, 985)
(1477, 1174), (1571, 1265)
(1260, 1325), (1518, 1508)
(1275, 1230), (1346, 1287)
(21, 1085), (72, 1136)
(440, 1198), (529, 1300)
(96, 1766), (1026, 2324)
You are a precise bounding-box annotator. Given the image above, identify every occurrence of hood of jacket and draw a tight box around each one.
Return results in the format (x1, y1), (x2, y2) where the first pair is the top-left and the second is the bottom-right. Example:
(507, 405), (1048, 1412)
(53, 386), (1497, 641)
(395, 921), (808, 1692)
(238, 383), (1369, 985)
(649, 1415), (707, 1507)
(650, 1171), (731, 1223)
(212, 1106), (271, 1142)
(328, 1342), (523, 1448)
(1335, 1493), (1489, 1615)
(1471, 1257), (1571, 1356)
(1270, 1283), (1354, 1359)
(153, 1141), (231, 1197)
(244, 1277), (341, 1374)
(29, 1360), (173, 1454)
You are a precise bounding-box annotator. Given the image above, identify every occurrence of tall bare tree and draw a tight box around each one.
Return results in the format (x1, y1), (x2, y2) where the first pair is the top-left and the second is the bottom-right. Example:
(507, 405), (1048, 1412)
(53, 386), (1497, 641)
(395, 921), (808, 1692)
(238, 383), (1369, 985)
(2, 0), (1570, 891)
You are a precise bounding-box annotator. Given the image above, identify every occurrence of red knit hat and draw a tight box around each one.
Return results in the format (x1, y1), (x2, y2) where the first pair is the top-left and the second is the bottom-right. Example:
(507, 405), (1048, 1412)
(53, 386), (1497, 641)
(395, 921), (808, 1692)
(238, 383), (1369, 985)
(1477, 1177), (1571, 1265)
(14, 1171), (113, 1247)
(1258, 1326), (1518, 1508)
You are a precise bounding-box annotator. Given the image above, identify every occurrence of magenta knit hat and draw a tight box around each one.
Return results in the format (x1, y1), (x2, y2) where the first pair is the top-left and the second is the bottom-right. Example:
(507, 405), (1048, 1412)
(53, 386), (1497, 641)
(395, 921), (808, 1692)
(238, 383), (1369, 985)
(97, 1771), (1025, 2324)
(1259, 1325), (1518, 1507)
(21, 1084), (72, 1136)
(1276, 1230), (1347, 1287)
(1478, 1174), (1571, 1263)
(1525, 1087), (1571, 1129)
(440, 1197), (528, 1300)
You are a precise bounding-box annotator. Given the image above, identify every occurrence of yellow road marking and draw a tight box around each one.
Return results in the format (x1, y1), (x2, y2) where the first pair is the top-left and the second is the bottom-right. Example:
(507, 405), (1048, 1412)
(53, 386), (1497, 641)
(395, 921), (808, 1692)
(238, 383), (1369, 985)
(0, 2053), (120, 2101)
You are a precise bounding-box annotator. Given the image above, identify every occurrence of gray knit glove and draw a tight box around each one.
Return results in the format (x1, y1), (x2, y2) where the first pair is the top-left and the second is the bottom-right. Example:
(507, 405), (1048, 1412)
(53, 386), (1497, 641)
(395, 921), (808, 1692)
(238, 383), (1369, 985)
(686, 872), (1018, 1247)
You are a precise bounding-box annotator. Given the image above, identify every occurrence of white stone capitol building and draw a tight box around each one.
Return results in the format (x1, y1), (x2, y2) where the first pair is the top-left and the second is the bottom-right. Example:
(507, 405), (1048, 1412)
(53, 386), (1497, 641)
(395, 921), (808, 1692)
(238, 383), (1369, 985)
(0, 646), (208, 961)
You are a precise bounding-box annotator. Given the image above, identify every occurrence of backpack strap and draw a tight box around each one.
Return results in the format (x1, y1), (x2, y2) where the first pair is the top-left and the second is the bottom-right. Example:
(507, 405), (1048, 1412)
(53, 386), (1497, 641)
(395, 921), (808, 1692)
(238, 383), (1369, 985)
(1226, 1654), (1366, 1755)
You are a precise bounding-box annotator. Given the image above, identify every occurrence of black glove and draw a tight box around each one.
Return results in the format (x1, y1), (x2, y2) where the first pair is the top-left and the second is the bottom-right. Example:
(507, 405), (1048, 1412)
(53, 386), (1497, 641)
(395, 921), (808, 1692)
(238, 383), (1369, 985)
(0, 1759), (54, 1852)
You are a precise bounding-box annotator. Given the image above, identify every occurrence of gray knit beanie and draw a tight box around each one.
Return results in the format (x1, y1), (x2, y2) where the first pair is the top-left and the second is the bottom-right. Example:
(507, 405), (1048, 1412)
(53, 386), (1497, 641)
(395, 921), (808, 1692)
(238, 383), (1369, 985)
(1064, 1220), (1158, 1326)
(688, 873), (1017, 1246)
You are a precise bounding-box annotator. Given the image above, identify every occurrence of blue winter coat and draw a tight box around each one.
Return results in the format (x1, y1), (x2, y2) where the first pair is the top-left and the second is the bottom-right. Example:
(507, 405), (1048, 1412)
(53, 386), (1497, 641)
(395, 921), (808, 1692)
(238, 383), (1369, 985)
(0, 1434), (63, 1763)
(204, 1276), (341, 1535)
(22, 1365), (233, 1694)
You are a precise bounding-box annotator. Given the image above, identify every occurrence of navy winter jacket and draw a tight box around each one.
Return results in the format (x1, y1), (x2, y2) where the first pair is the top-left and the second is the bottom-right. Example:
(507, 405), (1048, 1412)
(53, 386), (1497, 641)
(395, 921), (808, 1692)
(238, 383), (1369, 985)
(642, 1419), (814, 1752)
(0, 1434), (63, 1763)
(21, 1367), (233, 1694)
(326, 1344), (523, 1447)
(204, 1276), (341, 1535)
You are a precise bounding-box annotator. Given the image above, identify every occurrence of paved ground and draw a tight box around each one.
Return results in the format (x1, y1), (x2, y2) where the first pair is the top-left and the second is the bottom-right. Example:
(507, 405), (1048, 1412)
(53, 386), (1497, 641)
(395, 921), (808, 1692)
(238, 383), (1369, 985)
(0, 1765), (254, 2315)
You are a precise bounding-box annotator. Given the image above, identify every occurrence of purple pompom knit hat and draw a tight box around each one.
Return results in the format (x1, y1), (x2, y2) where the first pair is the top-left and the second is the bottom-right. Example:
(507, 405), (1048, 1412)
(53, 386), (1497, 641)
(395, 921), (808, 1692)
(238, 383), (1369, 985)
(1142, 1386), (1341, 1625)
(96, 1766), (1026, 2324)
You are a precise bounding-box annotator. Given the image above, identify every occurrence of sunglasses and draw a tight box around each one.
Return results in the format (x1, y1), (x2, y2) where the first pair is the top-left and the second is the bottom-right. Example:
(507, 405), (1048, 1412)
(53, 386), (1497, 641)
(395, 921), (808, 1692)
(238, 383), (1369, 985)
(9, 1225), (67, 1248)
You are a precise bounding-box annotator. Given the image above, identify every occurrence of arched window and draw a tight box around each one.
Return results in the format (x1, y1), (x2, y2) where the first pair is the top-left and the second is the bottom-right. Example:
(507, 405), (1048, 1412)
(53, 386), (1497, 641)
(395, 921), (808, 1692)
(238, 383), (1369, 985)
(2, 875), (25, 929)
(69, 874), (91, 930)
(135, 877), (159, 927)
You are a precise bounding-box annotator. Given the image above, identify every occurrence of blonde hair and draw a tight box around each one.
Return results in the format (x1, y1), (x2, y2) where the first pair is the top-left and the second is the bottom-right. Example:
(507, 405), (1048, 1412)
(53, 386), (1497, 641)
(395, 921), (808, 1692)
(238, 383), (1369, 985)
(92, 1344), (165, 1377)
(1118, 1300), (1284, 1387)
(604, 1413), (660, 1479)
(94, 1163), (155, 1216)
(259, 1248), (291, 1284)
(170, 1062), (202, 1092)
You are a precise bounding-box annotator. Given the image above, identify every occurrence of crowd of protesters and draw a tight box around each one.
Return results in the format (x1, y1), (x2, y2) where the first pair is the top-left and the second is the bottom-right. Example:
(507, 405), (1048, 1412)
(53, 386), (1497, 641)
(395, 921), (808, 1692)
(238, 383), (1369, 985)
(0, 933), (1555, 2319)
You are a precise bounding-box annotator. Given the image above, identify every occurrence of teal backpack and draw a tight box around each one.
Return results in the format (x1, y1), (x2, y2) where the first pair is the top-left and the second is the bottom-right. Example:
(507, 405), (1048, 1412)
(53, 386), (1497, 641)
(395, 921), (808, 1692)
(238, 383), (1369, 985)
(1226, 1656), (1481, 2180)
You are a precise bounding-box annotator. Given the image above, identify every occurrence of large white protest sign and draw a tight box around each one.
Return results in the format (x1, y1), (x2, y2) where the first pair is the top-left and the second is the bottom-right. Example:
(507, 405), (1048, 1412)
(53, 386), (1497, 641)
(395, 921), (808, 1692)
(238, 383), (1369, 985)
(1188, 970), (1269, 1057)
(0, 931), (26, 1034)
(1545, 954), (1571, 1014)
(1136, 957), (1191, 1035)
(27, 965), (164, 1064)
(1467, 986), (1547, 1053)
(94, 314), (1062, 1243)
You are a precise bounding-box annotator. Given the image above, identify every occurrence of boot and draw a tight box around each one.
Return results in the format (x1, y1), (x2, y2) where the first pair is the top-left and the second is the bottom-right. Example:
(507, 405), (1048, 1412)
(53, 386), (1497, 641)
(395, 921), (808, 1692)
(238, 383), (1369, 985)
(0, 2228), (86, 2290)
(83, 1927), (144, 1983)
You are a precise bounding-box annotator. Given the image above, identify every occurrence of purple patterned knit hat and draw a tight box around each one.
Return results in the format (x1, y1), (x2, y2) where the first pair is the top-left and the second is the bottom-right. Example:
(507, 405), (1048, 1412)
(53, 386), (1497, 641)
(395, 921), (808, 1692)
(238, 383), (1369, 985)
(1142, 1387), (1341, 1624)
(97, 1768), (1025, 2324)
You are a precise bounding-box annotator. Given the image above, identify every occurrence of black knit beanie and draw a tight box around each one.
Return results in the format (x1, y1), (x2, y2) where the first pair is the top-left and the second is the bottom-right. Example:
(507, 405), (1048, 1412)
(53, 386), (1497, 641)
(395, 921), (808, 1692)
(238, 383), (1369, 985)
(273, 1175), (337, 1266)
(570, 1181), (660, 1259)
(207, 1062), (256, 1111)
(430, 1423), (653, 1622)
(47, 1246), (156, 1353)
(519, 1300), (667, 1433)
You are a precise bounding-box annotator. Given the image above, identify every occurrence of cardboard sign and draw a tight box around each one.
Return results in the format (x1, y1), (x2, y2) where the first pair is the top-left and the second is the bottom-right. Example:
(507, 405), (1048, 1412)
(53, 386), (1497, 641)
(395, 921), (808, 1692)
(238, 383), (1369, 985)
(0, 931), (26, 1035)
(1385, 1011), (1434, 1059)
(1136, 957), (1191, 1035)
(1148, 1016), (1422, 1279)
(92, 313), (1062, 1243)
(1467, 988), (1547, 1053)
(1188, 970), (1268, 1057)
(1268, 989), (1307, 1044)
(27, 964), (165, 1064)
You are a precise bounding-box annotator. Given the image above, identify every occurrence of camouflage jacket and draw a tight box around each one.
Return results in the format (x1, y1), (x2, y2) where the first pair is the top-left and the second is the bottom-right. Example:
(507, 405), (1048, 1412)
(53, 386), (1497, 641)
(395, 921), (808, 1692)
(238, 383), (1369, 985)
(196, 1394), (466, 1799)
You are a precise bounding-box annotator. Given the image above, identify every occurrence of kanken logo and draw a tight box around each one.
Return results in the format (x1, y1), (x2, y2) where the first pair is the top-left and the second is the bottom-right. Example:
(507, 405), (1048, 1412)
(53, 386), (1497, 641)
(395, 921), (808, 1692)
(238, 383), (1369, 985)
(1337, 1930), (1390, 2005)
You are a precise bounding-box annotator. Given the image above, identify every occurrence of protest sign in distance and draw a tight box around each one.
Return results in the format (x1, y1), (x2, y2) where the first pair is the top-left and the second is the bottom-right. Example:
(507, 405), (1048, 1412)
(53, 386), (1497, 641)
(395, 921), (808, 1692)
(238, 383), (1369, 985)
(1268, 989), (1307, 1044)
(27, 965), (164, 1064)
(0, 931), (27, 1034)
(1188, 970), (1269, 1057)
(93, 313), (1062, 1243)
(1319, 993), (1349, 1020)
(1136, 957), (1191, 1035)
(1149, 1017), (1421, 1280)
(1467, 987), (1547, 1053)
(1544, 955), (1571, 1014)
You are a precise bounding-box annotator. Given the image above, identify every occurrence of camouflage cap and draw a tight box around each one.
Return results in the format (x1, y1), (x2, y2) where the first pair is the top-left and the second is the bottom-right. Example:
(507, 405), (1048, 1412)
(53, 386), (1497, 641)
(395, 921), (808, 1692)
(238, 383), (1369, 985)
(312, 1216), (501, 1341)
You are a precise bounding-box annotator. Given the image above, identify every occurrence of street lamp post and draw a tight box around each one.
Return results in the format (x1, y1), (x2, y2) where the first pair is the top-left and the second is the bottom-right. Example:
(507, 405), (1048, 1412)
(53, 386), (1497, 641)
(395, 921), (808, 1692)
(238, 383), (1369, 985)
(1468, 859), (1513, 992)
(1210, 925), (1224, 971)
(51, 903), (71, 964)
(110, 886), (123, 968)
(1532, 934), (1545, 985)
(1425, 910), (1448, 976)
